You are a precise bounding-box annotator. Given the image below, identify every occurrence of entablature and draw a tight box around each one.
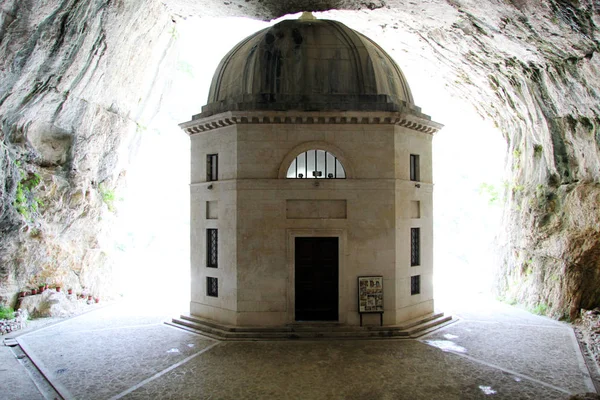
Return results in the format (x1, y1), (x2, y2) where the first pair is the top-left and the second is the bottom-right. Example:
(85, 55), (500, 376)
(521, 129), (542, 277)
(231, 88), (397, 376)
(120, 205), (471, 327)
(180, 111), (443, 136)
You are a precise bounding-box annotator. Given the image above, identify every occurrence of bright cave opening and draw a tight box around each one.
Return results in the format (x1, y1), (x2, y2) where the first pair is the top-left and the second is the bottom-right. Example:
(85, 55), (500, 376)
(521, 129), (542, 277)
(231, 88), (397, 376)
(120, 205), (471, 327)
(109, 13), (506, 315)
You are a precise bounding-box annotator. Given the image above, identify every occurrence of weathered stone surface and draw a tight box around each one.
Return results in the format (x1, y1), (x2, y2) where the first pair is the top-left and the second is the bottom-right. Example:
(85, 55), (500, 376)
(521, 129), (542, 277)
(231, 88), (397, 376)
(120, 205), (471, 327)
(164, 0), (386, 20)
(498, 183), (600, 319)
(19, 290), (91, 317)
(198, 17), (417, 118)
(0, 308), (28, 334)
(0, 0), (177, 305)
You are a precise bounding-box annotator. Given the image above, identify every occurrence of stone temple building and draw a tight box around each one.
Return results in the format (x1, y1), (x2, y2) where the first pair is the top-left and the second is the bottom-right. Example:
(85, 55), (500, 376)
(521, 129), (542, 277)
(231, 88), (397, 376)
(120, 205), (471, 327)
(179, 13), (442, 330)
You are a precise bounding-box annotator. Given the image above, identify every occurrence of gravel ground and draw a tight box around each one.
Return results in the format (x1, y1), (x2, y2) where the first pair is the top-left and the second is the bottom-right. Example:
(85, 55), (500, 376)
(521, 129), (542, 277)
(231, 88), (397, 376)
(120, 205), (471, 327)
(574, 308), (600, 392)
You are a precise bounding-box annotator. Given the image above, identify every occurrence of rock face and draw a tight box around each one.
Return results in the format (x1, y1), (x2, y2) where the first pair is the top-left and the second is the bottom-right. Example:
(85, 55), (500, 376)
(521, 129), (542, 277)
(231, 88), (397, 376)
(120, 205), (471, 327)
(437, 1), (600, 320)
(0, 0), (599, 319)
(165, 0), (386, 20)
(0, 0), (177, 302)
(18, 290), (93, 318)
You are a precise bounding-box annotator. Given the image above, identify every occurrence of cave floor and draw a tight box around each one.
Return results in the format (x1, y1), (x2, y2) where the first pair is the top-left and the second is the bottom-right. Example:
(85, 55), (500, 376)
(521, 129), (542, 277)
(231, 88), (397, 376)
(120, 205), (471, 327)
(4, 295), (598, 400)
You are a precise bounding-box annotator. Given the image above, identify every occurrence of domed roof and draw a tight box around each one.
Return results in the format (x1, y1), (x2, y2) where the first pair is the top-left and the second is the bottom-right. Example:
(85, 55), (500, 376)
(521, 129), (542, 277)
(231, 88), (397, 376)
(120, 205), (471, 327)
(195, 15), (416, 119)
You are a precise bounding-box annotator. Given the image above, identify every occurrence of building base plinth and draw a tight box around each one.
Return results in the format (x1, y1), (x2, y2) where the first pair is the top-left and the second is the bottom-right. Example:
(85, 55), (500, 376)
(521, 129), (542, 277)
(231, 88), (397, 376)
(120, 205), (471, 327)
(168, 312), (454, 341)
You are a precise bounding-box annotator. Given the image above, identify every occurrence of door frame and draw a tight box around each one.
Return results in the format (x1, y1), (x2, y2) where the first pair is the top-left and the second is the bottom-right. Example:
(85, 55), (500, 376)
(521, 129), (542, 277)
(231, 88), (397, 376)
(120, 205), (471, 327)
(287, 229), (347, 324)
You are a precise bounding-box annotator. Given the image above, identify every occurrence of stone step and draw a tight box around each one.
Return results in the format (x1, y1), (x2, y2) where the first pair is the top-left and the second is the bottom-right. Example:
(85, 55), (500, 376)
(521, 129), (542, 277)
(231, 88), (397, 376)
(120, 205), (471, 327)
(406, 315), (455, 338)
(168, 312), (455, 341)
(178, 311), (446, 332)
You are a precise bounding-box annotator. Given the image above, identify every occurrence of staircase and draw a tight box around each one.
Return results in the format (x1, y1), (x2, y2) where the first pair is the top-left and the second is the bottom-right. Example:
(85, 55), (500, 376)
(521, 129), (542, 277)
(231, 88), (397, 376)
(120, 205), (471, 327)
(167, 312), (455, 341)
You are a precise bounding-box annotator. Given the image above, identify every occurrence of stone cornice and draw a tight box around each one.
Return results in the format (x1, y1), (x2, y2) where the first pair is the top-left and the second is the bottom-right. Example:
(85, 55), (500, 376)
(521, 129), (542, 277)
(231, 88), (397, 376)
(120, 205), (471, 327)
(179, 111), (443, 136)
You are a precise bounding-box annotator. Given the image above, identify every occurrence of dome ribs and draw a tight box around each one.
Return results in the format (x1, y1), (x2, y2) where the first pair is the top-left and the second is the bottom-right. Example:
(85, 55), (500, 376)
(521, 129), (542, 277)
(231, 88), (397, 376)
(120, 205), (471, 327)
(197, 18), (416, 118)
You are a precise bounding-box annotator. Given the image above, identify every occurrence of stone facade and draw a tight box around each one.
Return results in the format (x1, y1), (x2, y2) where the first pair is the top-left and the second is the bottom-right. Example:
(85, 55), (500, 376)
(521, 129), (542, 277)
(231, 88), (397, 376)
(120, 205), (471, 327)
(181, 110), (440, 326)
(180, 15), (441, 327)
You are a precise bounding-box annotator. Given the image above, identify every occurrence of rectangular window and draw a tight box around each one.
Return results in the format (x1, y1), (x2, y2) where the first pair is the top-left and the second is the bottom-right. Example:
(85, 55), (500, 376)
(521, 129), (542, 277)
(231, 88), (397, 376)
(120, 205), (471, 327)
(207, 154), (218, 181)
(410, 154), (420, 182)
(207, 229), (218, 268)
(411, 228), (420, 266)
(207, 277), (218, 297)
(411, 275), (421, 295)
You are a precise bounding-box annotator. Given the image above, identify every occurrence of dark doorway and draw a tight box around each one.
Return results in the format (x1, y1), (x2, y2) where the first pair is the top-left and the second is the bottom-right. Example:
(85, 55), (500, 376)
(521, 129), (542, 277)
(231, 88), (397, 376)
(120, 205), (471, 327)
(295, 237), (339, 321)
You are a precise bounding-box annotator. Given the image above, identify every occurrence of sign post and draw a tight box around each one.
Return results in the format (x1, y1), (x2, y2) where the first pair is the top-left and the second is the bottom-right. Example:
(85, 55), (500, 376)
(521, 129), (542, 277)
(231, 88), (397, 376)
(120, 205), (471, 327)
(357, 276), (384, 326)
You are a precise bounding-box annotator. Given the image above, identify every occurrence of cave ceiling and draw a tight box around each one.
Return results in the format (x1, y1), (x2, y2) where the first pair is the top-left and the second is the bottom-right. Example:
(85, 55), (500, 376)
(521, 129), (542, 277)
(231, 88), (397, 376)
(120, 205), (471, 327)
(164, 0), (386, 20)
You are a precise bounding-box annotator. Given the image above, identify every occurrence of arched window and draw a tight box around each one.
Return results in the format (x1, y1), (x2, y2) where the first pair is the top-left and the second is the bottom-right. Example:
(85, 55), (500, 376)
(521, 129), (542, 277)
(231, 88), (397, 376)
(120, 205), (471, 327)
(286, 149), (346, 179)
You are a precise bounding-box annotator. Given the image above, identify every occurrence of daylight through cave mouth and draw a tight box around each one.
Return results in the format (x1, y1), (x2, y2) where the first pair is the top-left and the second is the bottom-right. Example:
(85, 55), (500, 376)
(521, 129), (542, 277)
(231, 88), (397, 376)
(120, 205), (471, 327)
(109, 12), (506, 311)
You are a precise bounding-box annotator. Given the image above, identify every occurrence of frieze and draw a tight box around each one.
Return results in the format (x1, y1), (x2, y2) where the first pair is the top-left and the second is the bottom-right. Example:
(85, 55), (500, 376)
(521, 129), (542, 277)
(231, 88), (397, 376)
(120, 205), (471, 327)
(180, 111), (442, 136)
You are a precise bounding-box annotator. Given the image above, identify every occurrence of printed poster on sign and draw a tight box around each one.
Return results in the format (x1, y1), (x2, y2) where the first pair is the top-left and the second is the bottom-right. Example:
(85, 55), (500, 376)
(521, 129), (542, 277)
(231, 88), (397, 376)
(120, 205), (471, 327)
(357, 276), (383, 313)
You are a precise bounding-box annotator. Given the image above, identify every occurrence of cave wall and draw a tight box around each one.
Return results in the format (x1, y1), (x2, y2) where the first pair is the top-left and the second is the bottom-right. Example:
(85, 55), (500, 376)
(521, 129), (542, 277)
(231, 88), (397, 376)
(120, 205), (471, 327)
(0, 0), (599, 319)
(0, 0), (177, 301)
(448, 0), (600, 319)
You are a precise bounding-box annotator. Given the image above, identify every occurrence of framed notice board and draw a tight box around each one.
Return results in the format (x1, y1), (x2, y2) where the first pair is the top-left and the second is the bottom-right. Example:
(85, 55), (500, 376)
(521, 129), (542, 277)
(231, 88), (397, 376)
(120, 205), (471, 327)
(357, 276), (383, 326)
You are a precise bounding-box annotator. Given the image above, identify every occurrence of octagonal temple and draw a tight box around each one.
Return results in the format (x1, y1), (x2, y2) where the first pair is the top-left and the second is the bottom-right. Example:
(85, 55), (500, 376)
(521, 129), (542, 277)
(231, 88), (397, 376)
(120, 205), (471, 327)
(179, 13), (443, 329)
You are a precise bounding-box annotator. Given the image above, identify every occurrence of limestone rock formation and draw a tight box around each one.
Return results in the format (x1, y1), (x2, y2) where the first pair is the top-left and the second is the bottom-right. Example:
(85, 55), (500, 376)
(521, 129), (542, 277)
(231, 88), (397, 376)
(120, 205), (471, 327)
(0, 0), (177, 301)
(166, 0), (386, 20)
(0, 0), (599, 320)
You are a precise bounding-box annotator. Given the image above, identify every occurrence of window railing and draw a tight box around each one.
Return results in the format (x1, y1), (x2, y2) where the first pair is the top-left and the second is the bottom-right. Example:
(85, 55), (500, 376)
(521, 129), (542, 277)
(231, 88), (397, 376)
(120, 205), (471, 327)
(286, 149), (346, 179)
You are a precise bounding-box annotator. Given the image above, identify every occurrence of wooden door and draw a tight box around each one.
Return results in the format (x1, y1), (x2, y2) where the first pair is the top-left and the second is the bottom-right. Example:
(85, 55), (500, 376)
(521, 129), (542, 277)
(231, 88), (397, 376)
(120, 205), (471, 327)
(295, 237), (339, 321)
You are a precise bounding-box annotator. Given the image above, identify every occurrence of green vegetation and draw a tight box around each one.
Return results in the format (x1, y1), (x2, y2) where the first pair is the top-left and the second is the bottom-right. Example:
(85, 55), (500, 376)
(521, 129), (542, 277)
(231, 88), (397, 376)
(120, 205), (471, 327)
(455, 71), (473, 85)
(511, 184), (525, 194)
(531, 302), (549, 316)
(497, 295), (518, 306)
(98, 183), (116, 212)
(523, 264), (533, 277)
(177, 61), (194, 78)
(531, 184), (554, 211)
(512, 147), (521, 169)
(135, 122), (147, 134)
(534, 184), (547, 207)
(535, 184), (545, 197)
(479, 183), (501, 205)
(533, 144), (543, 158)
(0, 306), (15, 320)
(13, 163), (43, 221)
(169, 25), (179, 40)
(503, 180), (528, 207)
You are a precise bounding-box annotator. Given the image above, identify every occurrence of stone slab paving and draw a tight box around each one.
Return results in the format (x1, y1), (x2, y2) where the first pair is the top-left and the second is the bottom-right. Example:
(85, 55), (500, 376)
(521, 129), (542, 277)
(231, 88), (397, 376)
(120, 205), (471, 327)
(422, 320), (587, 394)
(122, 340), (574, 400)
(0, 345), (44, 400)
(19, 324), (215, 399)
(12, 296), (598, 400)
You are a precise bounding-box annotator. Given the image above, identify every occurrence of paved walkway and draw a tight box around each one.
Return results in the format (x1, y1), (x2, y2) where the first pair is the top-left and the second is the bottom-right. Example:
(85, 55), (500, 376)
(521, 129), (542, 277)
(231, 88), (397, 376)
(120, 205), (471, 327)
(3, 295), (598, 399)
